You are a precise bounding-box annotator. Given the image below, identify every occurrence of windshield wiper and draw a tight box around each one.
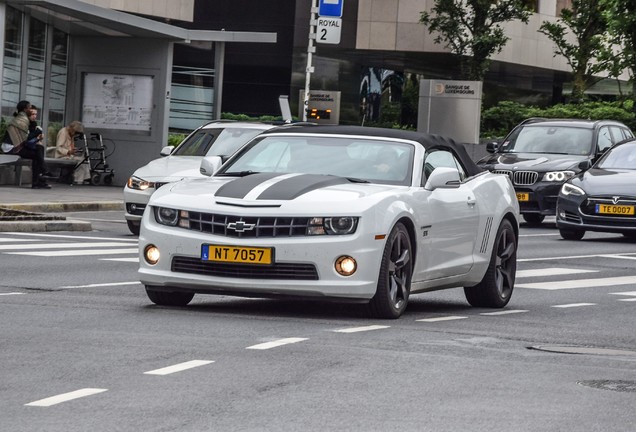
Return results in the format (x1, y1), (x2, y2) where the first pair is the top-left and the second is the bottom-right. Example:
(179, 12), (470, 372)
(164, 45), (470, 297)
(217, 170), (259, 177)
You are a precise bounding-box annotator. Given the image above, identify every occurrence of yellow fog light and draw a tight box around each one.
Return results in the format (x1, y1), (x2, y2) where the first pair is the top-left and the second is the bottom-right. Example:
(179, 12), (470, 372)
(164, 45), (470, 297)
(335, 255), (357, 276)
(144, 244), (160, 265)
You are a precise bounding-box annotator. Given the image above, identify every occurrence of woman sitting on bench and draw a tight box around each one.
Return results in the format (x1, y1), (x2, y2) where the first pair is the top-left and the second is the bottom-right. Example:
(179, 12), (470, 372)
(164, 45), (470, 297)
(5, 100), (52, 189)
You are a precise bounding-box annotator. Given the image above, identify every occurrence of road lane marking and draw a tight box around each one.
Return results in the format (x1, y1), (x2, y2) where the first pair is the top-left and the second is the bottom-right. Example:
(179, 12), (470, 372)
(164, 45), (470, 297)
(0, 238), (39, 242)
(416, 316), (468, 323)
(58, 281), (141, 289)
(519, 253), (636, 262)
(610, 291), (636, 296)
(480, 310), (528, 316)
(25, 388), (107, 407)
(100, 257), (139, 262)
(246, 338), (308, 350)
(599, 254), (636, 260)
(517, 275), (636, 290)
(144, 360), (214, 376)
(516, 268), (597, 278)
(0, 242), (136, 250)
(4, 232), (137, 242)
(333, 325), (390, 333)
(552, 303), (596, 308)
(0, 292), (25, 296)
(8, 248), (138, 257)
(618, 298), (636, 302)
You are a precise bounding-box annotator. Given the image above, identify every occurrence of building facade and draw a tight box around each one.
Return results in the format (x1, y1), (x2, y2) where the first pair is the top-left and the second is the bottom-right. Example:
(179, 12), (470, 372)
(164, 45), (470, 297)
(1, 0), (626, 183)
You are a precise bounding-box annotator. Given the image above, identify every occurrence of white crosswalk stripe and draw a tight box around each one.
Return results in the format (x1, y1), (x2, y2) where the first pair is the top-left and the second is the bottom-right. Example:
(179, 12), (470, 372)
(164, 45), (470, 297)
(0, 235), (138, 260)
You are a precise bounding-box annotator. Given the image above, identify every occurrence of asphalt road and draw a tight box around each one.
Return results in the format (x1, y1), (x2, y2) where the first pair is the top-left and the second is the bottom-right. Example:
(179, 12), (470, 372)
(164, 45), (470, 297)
(1, 213), (635, 431)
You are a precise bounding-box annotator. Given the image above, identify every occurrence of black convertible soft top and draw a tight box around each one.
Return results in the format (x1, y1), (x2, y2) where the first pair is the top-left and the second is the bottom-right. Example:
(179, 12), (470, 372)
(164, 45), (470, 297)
(262, 124), (483, 177)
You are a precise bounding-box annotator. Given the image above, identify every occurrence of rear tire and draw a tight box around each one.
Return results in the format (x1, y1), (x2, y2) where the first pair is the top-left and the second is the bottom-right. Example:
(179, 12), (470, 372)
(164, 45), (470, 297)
(145, 287), (194, 306)
(559, 228), (585, 240)
(127, 220), (140, 235)
(522, 214), (545, 226)
(368, 223), (413, 319)
(464, 219), (517, 308)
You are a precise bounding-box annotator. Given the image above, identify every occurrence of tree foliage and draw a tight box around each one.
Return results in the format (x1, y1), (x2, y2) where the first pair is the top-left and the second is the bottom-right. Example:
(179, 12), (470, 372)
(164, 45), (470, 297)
(420, 0), (531, 81)
(602, 0), (636, 100)
(539, 0), (611, 102)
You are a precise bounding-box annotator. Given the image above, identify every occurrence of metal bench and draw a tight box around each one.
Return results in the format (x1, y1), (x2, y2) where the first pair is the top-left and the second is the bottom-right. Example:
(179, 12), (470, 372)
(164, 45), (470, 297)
(0, 154), (77, 186)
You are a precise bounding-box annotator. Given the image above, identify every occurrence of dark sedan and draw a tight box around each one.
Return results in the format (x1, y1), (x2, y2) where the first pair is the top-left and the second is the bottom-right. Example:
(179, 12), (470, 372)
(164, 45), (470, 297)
(556, 139), (636, 240)
(478, 119), (633, 225)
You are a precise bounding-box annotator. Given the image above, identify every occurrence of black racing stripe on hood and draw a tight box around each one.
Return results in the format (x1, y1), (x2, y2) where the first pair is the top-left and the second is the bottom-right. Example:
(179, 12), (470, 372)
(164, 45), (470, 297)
(257, 174), (349, 200)
(215, 173), (282, 199)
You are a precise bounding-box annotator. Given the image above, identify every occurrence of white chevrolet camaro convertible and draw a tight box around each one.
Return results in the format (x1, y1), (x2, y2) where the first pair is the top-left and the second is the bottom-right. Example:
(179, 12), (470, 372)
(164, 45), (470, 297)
(139, 125), (520, 319)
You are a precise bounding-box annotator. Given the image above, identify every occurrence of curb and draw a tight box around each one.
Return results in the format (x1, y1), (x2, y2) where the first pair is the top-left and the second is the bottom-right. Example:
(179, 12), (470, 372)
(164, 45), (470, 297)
(1, 201), (124, 213)
(0, 219), (92, 232)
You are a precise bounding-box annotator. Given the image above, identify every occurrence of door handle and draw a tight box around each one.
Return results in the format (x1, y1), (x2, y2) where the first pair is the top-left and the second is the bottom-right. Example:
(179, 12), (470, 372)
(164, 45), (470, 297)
(467, 197), (476, 207)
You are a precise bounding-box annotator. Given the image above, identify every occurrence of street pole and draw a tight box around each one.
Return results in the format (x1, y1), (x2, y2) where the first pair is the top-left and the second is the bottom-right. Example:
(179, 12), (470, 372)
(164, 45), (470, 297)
(303, 0), (318, 122)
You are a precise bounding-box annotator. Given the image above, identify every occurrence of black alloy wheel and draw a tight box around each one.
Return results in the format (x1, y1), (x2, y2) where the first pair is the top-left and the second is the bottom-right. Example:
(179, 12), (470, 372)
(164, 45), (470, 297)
(368, 222), (413, 319)
(464, 219), (517, 308)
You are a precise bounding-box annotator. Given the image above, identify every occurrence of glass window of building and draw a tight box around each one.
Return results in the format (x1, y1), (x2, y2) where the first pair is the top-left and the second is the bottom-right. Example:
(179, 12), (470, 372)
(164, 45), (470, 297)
(2, 6), (23, 118)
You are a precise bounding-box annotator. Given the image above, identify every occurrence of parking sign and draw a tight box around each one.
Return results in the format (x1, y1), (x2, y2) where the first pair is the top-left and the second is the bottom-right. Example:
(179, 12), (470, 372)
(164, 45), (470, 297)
(319, 0), (344, 17)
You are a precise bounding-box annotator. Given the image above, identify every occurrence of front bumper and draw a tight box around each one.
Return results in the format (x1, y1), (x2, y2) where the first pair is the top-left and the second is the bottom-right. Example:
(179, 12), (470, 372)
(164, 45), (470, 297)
(557, 194), (636, 234)
(515, 182), (563, 216)
(138, 212), (386, 301)
(123, 186), (154, 222)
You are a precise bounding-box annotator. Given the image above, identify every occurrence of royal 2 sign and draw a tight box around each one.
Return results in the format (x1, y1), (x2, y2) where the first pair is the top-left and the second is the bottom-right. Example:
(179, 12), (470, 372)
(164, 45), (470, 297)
(317, 17), (342, 44)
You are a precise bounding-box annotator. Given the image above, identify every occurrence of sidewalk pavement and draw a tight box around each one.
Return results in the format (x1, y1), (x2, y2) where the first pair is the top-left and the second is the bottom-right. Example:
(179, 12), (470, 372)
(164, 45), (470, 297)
(0, 184), (124, 232)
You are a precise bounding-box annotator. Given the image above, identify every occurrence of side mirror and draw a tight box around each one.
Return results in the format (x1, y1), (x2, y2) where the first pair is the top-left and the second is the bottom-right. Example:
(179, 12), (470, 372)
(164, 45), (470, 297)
(200, 155), (223, 177)
(424, 167), (461, 191)
(160, 146), (174, 157)
(486, 141), (499, 153)
(578, 159), (593, 171)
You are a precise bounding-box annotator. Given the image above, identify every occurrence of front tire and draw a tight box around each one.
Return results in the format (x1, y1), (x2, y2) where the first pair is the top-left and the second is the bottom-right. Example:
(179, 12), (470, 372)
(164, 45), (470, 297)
(559, 228), (585, 240)
(145, 287), (194, 306)
(464, 219), (517, 308)
(368, 223), (413, 319)
(127, 220), (140, 235)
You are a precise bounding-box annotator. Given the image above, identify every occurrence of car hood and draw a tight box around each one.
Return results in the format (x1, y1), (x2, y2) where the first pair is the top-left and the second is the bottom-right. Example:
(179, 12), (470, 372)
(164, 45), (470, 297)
(133, 156), (204, 181)
(478, 152), (588, 172)
(150, 173), (402, 213)
(571, 168), (636, 197)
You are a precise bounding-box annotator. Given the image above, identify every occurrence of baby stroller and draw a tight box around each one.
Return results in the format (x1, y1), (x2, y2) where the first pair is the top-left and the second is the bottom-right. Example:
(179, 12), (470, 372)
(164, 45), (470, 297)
(70, 132), (115, 185)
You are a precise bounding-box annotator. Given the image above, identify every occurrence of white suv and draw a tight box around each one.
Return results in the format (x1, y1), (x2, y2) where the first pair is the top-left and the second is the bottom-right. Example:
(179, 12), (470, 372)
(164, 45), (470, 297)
(124, 121), (276, 235)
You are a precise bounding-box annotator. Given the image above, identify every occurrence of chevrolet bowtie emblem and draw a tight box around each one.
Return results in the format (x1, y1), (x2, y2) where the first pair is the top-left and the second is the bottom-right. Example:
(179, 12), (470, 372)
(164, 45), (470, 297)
(227, 220), (255, 233)
(612, 196), (621, 205)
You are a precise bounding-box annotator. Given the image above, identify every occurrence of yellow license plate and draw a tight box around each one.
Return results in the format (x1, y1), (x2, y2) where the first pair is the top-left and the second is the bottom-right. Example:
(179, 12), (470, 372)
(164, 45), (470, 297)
(201, 244), (273, 265)
(516, 193), (529, 202)
(595, 204), (635, 216)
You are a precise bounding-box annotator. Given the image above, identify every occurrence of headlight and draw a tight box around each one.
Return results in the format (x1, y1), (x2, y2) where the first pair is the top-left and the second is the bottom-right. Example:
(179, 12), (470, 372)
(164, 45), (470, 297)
(153, 207), (190, 228)
(560, 183), (585, 196)
(543, 171), (575, 182)
(127, 176), (155, 191)
(308, 217), (359, 235)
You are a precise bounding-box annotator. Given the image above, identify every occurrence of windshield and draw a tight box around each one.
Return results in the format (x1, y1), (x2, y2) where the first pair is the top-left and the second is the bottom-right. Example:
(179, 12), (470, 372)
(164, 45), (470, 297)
(218, 135), (415, 186)
(501, 125), (594, 155)
(596, 142), (636, 170)
(171, 127), (268, 157)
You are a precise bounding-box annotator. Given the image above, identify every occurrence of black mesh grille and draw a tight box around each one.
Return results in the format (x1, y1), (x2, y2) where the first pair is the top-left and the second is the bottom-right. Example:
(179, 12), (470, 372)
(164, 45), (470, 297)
(172, 256), (319, 280)
(185, 212), (312, 238)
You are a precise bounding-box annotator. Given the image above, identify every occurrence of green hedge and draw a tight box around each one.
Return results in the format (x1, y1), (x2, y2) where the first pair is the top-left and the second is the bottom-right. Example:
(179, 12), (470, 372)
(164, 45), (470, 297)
(481, 101), (636, 139)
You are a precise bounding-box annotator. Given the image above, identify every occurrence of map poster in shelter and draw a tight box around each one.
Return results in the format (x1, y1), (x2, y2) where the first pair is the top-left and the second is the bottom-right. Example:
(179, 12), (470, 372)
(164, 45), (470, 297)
(82, 73), (153, 131)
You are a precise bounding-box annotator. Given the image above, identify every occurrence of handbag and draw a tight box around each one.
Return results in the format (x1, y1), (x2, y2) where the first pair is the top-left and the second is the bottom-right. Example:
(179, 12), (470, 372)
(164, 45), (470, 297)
(1, 130), (14, 153)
